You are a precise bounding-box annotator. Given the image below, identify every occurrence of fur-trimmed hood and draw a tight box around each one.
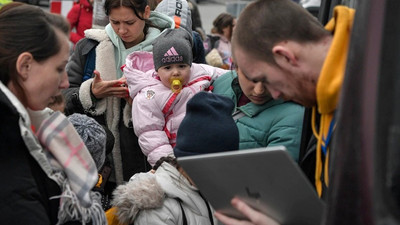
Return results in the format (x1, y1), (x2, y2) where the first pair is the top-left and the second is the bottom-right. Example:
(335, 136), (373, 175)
(111, 172), (164, 224)
(111, 162), (213, 224)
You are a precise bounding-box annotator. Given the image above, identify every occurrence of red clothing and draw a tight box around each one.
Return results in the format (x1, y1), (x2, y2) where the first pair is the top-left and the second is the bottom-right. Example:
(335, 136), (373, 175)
(237, 93), (250, 107)
(67, 0), (93, 44)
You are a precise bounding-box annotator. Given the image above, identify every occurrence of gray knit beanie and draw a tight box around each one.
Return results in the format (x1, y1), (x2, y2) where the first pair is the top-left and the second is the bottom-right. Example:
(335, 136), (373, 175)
(153, 28), (193, 71)
(68, 113), (106, 170)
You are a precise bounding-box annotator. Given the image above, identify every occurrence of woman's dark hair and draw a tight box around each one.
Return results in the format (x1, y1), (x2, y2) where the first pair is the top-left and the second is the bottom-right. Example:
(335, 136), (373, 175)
(153, 156), (179, 170)
(104, 0), (147, 18)
(45, 12), (71, 35)
(0, 4), (69, 105)
(211, 12), (235, 35)
(104, 0), (152, 34)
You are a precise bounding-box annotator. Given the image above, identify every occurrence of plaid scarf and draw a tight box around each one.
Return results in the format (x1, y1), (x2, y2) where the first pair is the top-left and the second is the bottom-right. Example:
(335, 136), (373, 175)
(36, 111), (106, 224)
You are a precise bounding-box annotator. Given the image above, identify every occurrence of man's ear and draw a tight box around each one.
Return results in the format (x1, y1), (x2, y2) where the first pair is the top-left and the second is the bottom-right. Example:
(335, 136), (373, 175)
(143, 5), (151, 19)
(16, 52), (33, 81)
(272, 44), (299, 70)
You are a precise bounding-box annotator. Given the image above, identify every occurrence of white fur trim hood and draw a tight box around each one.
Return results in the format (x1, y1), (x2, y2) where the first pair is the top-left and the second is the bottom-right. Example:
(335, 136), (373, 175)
(111, 172), (165, 224)
(111, 162), (216, 224)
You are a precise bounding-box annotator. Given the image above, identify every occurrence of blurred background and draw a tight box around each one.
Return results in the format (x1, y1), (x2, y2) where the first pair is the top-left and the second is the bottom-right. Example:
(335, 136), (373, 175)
(16, 0), (251, 37)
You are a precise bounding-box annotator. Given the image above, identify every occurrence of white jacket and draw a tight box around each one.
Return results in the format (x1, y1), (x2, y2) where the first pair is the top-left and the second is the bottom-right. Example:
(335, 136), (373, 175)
(112, 162), (217, 225)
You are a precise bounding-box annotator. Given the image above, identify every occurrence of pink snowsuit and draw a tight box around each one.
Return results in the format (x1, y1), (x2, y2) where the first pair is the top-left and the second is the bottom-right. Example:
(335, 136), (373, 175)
(124, 51), (228, 166)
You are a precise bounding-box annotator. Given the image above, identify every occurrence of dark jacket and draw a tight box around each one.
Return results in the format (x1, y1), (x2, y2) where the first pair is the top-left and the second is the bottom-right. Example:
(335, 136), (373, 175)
(0, 85), (84, 225)
(299, 108), (331, 199)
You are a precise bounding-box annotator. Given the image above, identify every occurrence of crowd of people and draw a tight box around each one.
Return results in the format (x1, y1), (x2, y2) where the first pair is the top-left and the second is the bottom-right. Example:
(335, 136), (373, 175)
(0, 0), (368, 224)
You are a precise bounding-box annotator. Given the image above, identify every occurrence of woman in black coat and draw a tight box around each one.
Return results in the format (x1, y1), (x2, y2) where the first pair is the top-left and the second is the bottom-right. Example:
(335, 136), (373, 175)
(0, 4), (105, 224)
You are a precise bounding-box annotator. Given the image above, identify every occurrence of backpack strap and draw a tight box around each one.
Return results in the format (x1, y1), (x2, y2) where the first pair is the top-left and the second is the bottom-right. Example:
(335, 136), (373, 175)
(83, 46), (96, 82)
(199, 191), (215, 225)
(175, 198), (188, 225)
(232, 110), (246, 121)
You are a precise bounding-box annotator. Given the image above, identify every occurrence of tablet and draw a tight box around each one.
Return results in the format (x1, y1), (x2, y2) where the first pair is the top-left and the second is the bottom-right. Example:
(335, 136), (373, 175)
(177, 146), (325, 225)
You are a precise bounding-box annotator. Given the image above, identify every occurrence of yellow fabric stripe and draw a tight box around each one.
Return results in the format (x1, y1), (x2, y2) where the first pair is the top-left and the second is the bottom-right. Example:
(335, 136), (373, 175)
(317, 6), (355, 115)
(314, 110), (333, 196)
(314, 6), (355, 197)
(325, 149), (330, 186)
(106, 207), (125, 225)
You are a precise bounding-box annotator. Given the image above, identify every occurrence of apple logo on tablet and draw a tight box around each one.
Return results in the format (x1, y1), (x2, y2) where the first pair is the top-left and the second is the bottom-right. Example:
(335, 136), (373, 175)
(245, 187), (261, 199)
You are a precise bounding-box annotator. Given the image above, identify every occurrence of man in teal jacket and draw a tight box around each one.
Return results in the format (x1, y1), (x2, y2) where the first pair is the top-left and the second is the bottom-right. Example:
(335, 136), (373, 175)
(213, 69), (304, 162)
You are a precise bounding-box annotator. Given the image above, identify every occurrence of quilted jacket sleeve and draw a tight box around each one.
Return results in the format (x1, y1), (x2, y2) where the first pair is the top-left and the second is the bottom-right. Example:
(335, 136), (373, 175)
(192, 63), (229, 82)
(265, 103), (305, 162)
(132, 91), (173, 166)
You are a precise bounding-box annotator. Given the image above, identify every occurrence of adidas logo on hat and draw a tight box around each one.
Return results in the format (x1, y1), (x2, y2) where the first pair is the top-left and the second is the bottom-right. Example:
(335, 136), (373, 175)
(153, 28), (193, 70)
(161, 47), (184, 64)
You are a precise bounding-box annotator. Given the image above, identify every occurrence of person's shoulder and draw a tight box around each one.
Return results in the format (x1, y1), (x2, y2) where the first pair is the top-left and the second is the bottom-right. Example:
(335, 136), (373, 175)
(75, 37), (99, 54)
(280, 101), (305, 112)
(218, 70), (236, 80)
(76, 37), (98, 46)
(148, 10), (175, 30)
(263, 100), (304, 119)
(266, 99), (303, 110)
(213, 70), (236, 86)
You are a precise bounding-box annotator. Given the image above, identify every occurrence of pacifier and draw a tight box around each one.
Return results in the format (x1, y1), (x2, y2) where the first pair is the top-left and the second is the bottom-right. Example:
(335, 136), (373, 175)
(170, 77), (183, 93)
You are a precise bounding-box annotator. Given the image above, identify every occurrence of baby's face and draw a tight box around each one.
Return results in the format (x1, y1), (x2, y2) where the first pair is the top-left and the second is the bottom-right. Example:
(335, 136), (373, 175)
(158, 63), (191, 89)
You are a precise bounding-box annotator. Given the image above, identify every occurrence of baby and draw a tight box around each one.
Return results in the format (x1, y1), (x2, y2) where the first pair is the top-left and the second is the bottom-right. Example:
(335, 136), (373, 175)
(124, 28), (227, 166)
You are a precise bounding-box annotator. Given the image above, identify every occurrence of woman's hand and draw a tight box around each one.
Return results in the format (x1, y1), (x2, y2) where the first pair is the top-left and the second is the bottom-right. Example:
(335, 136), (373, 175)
(91, 70), (129, 99)
(215, 198), (280, 225)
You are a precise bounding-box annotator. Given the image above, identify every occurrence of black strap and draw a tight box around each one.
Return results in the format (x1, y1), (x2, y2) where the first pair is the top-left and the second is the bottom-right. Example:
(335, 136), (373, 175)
(176, 198), (188, 225)
(176, 194), (214, 225)
(199, 191), (214, 225)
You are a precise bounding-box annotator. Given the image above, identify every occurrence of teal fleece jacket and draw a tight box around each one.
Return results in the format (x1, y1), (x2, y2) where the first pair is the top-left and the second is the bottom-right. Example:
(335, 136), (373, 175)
(212, 71), (304, 161)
